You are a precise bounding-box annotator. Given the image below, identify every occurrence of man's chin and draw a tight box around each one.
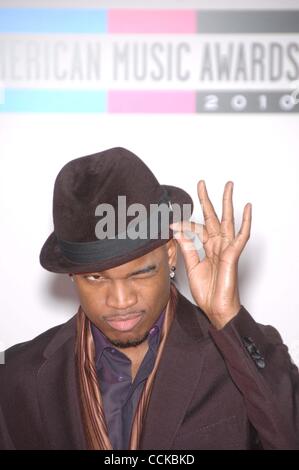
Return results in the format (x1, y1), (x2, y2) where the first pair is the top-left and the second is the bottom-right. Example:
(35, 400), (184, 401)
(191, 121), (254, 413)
(107, 331), (149, 349)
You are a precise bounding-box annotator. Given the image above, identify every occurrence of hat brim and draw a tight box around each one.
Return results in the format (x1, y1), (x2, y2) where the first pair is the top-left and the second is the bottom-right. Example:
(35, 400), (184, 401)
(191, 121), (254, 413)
(39, 184), (193, 274)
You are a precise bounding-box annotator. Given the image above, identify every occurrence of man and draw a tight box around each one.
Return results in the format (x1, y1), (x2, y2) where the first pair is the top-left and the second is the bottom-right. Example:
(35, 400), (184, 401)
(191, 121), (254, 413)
(0, 147), (298, 450)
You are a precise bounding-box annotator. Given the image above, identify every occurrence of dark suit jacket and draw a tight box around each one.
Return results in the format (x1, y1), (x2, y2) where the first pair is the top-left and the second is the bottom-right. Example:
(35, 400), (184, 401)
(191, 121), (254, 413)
(0, 291), (298, 450)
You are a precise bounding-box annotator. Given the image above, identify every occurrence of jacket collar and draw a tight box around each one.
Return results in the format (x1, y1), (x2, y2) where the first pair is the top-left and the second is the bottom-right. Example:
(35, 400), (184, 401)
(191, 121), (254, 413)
(37, 312), (87, 449)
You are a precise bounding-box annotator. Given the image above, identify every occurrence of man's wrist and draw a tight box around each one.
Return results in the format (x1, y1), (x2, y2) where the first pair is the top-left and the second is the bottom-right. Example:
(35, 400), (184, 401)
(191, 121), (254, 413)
(210, 304), (242, 330)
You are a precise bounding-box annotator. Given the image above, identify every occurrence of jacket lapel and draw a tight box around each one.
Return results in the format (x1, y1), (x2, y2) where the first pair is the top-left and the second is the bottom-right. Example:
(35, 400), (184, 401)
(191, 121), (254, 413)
(140, 292), (210, 450)
(36, 315), (87, 449)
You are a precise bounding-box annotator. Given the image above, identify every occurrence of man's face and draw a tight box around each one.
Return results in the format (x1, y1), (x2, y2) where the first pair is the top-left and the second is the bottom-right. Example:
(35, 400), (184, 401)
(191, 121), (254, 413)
(72, 240), (176, 348)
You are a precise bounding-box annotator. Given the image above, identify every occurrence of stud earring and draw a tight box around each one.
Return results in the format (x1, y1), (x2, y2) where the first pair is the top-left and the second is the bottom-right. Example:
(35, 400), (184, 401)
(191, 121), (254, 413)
(169, 266), (176, 279)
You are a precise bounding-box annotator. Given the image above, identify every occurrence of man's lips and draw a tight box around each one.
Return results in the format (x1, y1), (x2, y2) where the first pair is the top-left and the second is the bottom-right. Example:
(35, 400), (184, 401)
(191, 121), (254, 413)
(105, 312), (144, 332)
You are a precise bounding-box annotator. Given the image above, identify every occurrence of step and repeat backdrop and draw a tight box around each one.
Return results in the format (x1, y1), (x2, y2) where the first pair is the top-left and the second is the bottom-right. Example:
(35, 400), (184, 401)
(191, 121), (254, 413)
(0, 0), (299, 364)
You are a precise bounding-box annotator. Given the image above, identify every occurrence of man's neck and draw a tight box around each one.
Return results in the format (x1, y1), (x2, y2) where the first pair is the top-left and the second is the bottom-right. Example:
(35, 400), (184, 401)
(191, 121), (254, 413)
(115, 340), (149, 381)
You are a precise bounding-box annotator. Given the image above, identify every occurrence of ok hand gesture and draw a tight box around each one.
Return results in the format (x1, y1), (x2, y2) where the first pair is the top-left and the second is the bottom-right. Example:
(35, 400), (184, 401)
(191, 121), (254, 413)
(171, 181), (252, 330)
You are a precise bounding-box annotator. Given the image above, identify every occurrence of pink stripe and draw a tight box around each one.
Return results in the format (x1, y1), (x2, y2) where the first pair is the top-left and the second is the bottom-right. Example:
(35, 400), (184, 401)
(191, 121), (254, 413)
(108, 91), (195, 113)
(108, 10), (196, 34)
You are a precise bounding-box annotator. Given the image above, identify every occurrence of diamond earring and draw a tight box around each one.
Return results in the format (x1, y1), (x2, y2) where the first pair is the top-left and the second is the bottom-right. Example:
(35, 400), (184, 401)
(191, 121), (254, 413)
(169, 266), (176, 279)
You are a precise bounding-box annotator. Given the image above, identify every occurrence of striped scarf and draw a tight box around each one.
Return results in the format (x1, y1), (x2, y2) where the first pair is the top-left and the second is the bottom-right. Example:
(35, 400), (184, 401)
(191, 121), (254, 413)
(75, 283), (178, 450)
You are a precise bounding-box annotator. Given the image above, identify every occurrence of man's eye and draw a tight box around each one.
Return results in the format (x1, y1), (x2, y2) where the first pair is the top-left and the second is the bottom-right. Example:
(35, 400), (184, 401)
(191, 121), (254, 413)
(85, 275), (104, 281)
(132, 270), (156, 279)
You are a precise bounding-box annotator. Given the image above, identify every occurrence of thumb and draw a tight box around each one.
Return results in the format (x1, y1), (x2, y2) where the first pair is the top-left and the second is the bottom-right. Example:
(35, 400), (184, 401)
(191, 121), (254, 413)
(170, 221), (207, 271)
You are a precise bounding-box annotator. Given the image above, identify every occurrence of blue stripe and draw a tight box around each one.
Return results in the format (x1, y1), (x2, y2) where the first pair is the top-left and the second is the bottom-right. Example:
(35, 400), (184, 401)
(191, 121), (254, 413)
(0, 8), (107, 33)
(0, 89), (107, 112)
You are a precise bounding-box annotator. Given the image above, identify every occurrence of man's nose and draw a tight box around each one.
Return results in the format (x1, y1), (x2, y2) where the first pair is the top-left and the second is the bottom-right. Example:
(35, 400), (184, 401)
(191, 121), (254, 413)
(106, 280), (138, 310)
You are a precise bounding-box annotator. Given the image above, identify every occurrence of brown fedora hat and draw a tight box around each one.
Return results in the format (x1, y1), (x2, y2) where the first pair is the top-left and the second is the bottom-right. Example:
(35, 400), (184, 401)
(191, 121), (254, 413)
(40, 147), (193, 274)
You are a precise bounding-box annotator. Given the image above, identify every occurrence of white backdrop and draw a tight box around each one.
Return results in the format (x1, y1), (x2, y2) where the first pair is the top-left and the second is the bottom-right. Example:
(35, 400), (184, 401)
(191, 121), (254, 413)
(0, 0), (299, 366)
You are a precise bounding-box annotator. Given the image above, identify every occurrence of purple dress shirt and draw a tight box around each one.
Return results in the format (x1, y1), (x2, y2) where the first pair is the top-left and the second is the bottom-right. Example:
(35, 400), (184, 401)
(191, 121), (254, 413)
(91, 310), (165, 450)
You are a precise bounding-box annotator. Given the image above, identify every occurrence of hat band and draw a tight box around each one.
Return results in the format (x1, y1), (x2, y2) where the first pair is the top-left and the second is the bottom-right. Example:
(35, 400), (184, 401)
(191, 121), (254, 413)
(58, 233), (161, 264)
(57, 192), (174, 264)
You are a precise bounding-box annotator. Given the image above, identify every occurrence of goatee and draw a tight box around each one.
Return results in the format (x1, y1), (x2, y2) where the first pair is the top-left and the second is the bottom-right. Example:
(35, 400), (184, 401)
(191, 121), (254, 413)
(107, 331), (149, 349)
